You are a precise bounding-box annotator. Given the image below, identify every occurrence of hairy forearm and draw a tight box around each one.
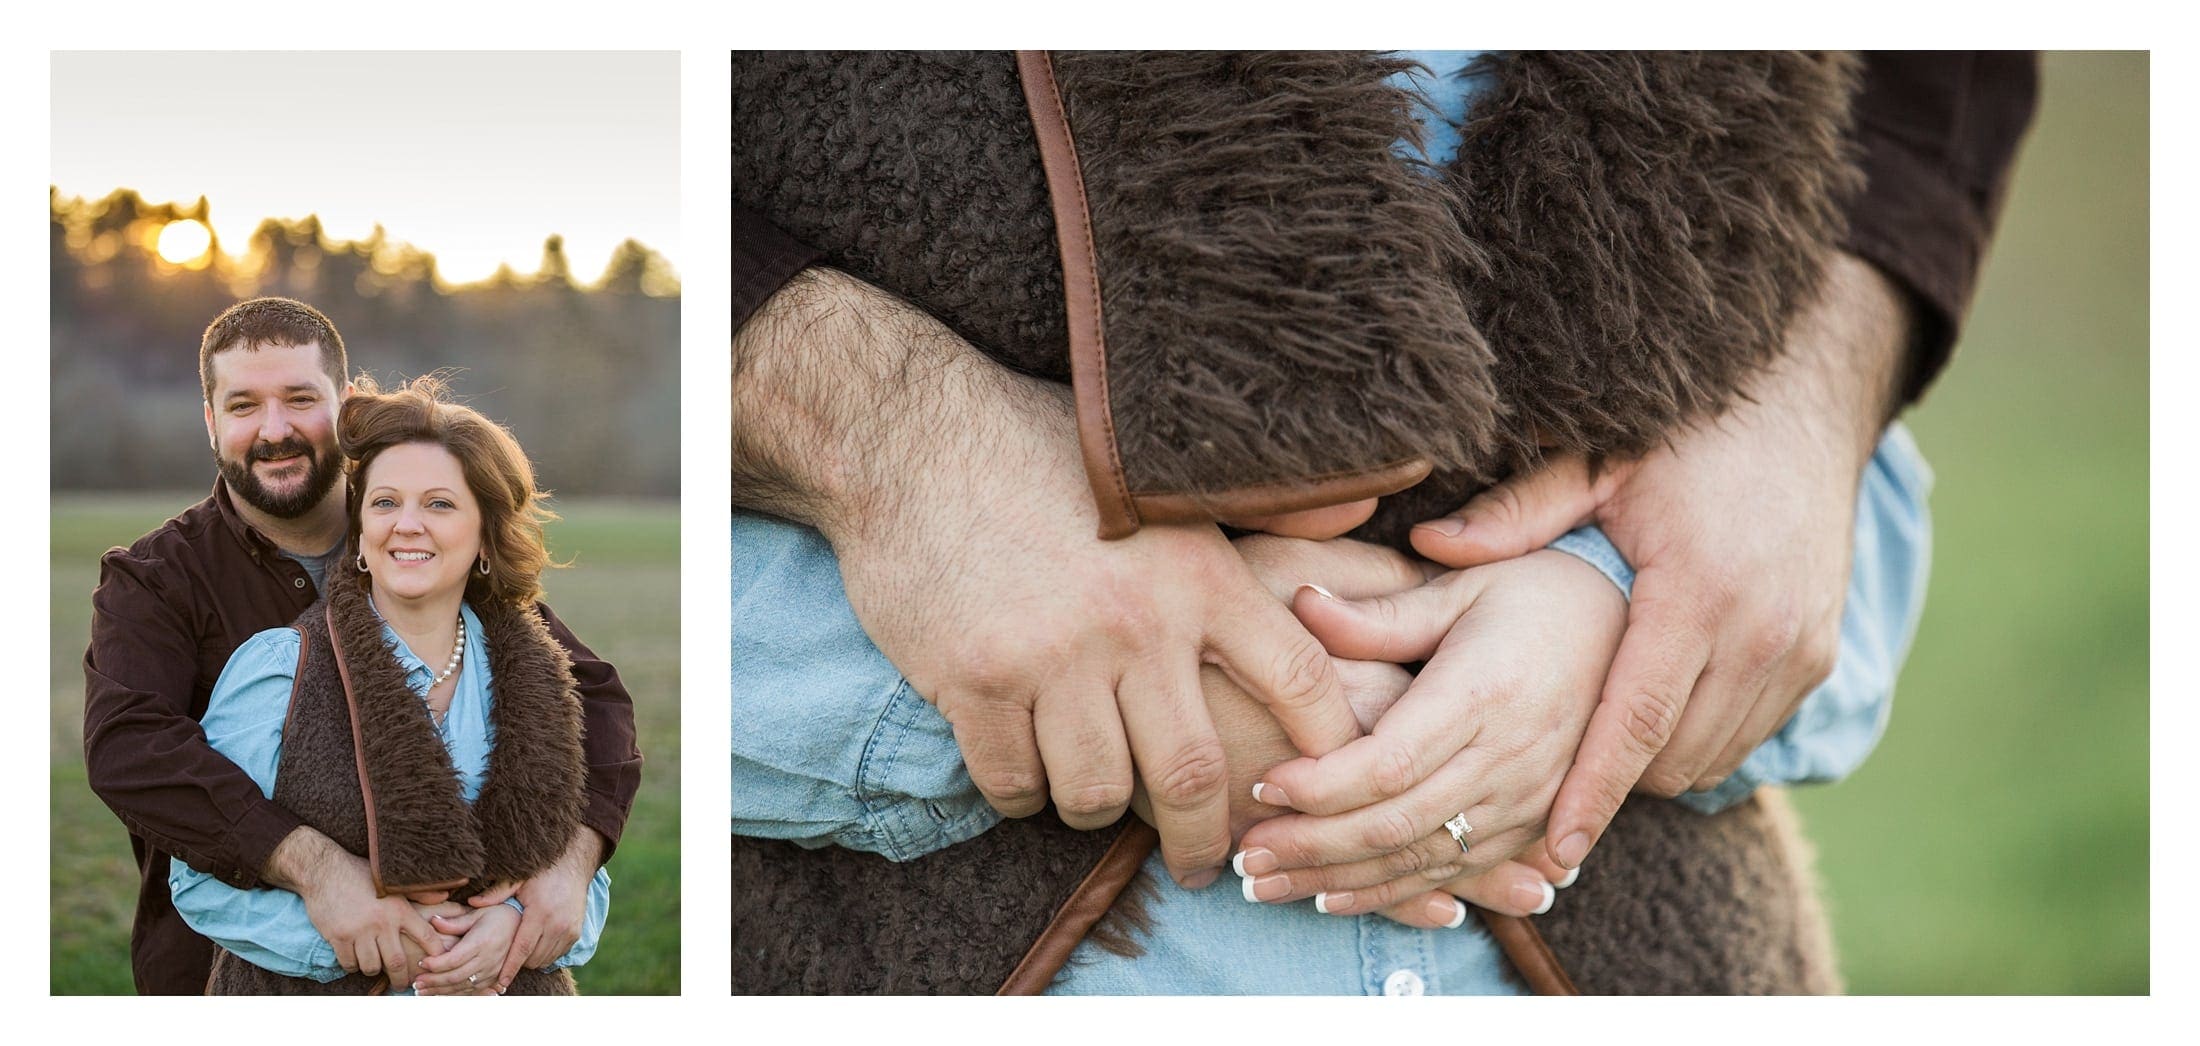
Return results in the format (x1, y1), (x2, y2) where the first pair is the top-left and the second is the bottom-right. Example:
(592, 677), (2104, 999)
(1766, 250), (1913, 462)
(731, 267), (1075, 545)
(736, 270), (996, 534)
(260, 825), (344, 893)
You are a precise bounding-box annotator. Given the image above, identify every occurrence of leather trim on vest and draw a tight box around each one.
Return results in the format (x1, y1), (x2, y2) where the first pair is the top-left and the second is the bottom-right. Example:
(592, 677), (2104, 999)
(330, 603), (437, 896)
(1481, 912), (1581, 995)
(998, 819), (1159, 995)
(1132, 458), (1434, 526)
(326, 601), (470, 898)
(1016, 49), (1140, 541)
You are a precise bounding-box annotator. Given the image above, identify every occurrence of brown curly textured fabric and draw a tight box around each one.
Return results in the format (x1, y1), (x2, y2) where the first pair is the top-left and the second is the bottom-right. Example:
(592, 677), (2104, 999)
(205, 583), (585, 995)
(734, 51), (1501, 517)
(1530, 790), (1840, 995)
(1450, 52), (1863, 471)
(735, 51), (1857, 542)
(731, 814), (1138, 994)
(1353, 51), (1863, 548)
(1052, 52), (1501, 504)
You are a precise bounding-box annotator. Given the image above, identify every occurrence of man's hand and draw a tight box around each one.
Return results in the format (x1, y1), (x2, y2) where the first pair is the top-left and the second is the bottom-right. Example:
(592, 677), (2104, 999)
(1233, 550), (1627, 916)
(734, 268), (1359, 888)
(1406, 251), (1911, 870)
(466, 826), (603, 992)
(262, 826), (445, 980)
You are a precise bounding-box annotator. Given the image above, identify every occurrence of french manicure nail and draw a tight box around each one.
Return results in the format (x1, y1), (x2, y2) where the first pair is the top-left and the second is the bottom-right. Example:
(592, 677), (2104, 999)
(1234, 848), (1278, 877)
(1297, 583), (1337, 602)
(1556, 832), (1591, 868)
(1430, 895), (1467, 929)
(1247, 874), (1291, 902)
(1415, 517), (1467, 538)
(1242, 875), (1261, 903)
(1251, 782), (1289, 808)
(1315, 890), (1353, 914)
(1516, 879), (1556, 915)
(1556, 865), (1580, 889)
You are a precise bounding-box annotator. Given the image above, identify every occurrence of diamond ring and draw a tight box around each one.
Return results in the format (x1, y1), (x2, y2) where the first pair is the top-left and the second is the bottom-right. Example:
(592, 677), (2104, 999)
(1443, 812), (1473, 855)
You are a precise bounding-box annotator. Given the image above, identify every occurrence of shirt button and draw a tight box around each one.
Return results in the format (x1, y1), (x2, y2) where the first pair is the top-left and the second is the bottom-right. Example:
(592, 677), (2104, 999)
(293, 577), (307, 589)
(1382, 969), (1424, 996)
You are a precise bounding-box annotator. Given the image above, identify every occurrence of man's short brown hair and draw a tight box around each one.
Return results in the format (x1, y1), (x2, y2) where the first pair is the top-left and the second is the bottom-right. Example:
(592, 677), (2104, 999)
(199, 297), (349, 402)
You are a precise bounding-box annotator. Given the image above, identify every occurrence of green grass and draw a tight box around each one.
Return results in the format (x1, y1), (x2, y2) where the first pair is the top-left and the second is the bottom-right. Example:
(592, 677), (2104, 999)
(1786, 52), (2148, 994)
(50, 495), (681, 995)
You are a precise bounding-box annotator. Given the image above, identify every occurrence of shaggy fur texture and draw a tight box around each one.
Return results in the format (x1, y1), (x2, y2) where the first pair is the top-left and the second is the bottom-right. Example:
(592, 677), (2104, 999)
(735, 52), (1858, 523)
(734, 51), (1501, 507)
(731, 812), (1132, 994)
(1450, 52), (1863, 470)
(1054, 52), (1500, 500)
(205, 582), (585, 995)
(1532, 790), (1840, 994)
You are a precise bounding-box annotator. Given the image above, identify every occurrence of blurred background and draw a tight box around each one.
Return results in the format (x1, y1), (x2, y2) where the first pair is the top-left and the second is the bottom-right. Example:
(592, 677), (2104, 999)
(1789, 51), (2148, 993)
(48, 52), (681, 994)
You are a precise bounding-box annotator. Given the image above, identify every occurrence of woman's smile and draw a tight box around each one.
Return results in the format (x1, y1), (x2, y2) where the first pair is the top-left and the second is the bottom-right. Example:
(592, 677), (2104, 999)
(359, 441), (482, 605)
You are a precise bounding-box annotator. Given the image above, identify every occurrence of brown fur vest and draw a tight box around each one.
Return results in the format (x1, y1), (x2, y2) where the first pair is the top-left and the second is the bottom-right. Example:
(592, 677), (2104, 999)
(733, 50), (1859, 541)
(207, 579), (586, 995)
(731, 50), (1860, 994)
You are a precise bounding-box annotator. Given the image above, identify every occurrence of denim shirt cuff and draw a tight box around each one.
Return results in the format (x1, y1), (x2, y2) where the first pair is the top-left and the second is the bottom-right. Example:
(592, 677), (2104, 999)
(852, 682), (1001, 860)
(1546, 525), (1635, 599)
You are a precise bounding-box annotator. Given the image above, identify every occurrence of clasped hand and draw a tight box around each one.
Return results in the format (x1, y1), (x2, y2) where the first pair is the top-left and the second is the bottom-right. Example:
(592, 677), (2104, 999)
(1180, 536), (1623, 927)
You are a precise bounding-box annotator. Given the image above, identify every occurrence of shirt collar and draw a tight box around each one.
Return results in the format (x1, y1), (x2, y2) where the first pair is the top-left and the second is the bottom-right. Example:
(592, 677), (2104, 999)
(371, 597), (485, 695)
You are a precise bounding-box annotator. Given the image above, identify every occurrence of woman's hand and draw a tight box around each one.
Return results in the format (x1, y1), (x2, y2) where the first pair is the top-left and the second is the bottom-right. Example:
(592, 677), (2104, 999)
(1406, 252), (1908, 871)
(1150, 535), (1574, 928)
(1232, 550), (1627, 916)
(411, 901), (521, 995)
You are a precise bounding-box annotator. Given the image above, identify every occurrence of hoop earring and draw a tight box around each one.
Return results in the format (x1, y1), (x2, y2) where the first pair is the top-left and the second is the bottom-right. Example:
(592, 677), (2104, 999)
(355, 553), (369, 574)
(477, 555), (492, 577)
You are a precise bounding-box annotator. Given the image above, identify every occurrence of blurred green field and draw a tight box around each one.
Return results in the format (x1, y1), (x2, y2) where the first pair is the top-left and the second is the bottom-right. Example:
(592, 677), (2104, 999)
(49, 496), (680, 995)
(1787, 52), (2148, 994)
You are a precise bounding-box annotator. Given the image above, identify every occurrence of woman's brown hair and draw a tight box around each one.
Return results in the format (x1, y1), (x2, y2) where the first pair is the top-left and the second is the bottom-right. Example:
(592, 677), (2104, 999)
(338, 374), (558, 607)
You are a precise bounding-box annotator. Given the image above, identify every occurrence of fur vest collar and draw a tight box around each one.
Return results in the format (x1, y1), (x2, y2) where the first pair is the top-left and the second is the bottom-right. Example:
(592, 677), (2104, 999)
(205, 579), (585, 995)
(733, 51), (1860, 540)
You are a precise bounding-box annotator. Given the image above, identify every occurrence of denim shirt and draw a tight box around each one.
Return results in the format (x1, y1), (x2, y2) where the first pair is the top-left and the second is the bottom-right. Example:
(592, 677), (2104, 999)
(171, 600), (611, 991)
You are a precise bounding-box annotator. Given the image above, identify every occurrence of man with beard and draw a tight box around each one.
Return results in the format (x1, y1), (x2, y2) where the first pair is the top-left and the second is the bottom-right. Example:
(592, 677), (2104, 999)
(81, 297), (643, 995)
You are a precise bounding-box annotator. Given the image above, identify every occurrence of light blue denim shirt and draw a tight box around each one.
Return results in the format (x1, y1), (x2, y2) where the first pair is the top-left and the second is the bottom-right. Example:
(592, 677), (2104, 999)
(732, 426), (1931, 994)
(171, 600), (611, 992)
(731, 52), (1937, 994)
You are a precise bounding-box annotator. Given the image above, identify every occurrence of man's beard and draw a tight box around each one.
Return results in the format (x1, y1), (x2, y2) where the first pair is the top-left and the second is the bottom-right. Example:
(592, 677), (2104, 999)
(217, 437), (342, 520)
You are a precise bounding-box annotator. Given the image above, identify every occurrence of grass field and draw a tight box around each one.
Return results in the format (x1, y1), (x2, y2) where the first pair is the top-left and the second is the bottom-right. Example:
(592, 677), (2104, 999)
(1786, 52), (2148, 994)
(49, 496), (680, 995)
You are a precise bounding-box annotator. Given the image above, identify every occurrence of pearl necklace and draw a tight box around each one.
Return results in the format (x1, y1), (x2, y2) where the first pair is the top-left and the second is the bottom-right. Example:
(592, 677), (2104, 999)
(431, 617), (466, 686)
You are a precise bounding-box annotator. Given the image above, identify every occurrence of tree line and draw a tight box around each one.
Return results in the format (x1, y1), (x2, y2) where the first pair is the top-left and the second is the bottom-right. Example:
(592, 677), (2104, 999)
(51, 188), (681, 498)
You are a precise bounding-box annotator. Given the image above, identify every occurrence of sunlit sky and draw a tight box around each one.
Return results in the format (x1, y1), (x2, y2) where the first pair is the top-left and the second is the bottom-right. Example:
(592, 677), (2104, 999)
(51, 51), (678, 284)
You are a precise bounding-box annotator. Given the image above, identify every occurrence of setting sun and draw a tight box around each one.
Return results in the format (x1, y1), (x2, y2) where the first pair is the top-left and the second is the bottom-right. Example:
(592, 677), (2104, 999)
(154, 219), (212, 265)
